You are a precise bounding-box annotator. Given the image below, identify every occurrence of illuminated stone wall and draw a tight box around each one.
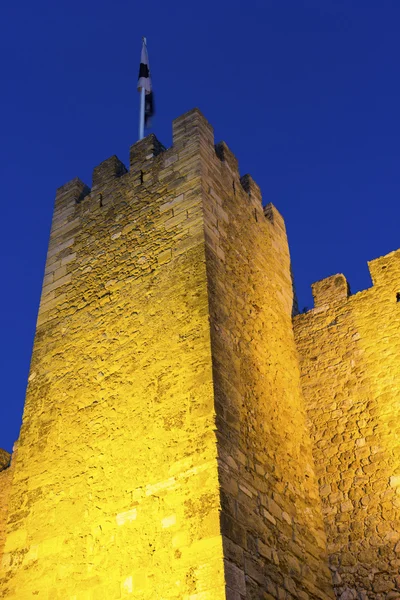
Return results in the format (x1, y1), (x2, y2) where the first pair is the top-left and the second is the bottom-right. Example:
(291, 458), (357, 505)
(294, 250), (400, 598)
(0, 110), (226, 599)
(0, 450), (12, 567)
(0, 109), (335, 599)
(202, 144), (334, 599)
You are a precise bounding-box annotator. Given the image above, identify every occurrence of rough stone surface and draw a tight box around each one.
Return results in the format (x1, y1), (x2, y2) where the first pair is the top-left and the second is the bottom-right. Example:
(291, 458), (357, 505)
(0, 110), (334, 599)
(202, 145), (334, 598)
(0, 110), (226, 599)
(0, 451), (13, 569)
(294, 249), (400, 599)
(2, 108), (399, 599)
(0, 450), (10, 472)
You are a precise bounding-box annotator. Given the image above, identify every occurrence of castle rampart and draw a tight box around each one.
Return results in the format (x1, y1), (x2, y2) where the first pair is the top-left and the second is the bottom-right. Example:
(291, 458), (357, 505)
(294, 249), (400, 599)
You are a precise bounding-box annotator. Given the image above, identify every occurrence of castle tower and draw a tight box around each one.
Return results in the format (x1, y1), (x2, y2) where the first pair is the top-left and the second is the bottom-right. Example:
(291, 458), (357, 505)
(0, 110), (334, 599)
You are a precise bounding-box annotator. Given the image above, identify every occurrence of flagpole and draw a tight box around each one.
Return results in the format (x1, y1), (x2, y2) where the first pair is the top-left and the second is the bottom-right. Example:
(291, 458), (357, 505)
(138, 36), (147, 141)
(139, 86), (145, 140)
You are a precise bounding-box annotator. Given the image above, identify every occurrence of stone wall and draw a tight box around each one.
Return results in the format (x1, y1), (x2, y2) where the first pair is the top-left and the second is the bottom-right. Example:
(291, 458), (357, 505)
(0, 109), (336, 599)
(202, 143), (334, 598)
(294, 250), (400, 599)
(0, 450), (12, 568)
(0, 110), (227, 599)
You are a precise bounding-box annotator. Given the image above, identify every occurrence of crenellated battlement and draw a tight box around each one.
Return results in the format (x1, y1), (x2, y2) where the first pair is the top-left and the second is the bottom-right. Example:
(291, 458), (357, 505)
(214, 141), (238, 174)
(311, 273), (350, 308)
(37, 108), (282, 331)
(57, 109), (266, 209)
(240, 173), (262, 205)
(129, 133), (166, 180)
(92, 155), (128, 190)
(368, 248), (400, 287)
(52, 108), (273, 240)
(294, 254), (400, 598)
(263, 202), (286, 232)
(55, 177), (90, 207)
(300, 248), (400, 312)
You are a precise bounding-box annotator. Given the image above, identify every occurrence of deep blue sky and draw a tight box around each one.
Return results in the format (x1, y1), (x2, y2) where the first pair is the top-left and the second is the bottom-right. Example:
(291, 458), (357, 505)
(1, 0), (399, 452)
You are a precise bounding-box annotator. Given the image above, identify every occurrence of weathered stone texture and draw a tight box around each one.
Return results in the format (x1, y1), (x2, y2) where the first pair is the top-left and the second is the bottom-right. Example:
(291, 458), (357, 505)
(0, 450), (10, 472)
(294, 249), (400, 599)
(0, 450), (13, 569)
(0, 110), (226, 599)
(202, 143), (335, 598)
(0, 109), (337, 599)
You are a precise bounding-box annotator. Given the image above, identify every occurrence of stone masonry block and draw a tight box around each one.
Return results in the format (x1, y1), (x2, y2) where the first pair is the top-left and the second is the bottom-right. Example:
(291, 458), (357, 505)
(172, 108), (214, 150)
(54, 177), (90, 212)
(215, 141), (239, 175)
(312, 273), (349, 308)
(224, 560), (246, 595)
(129, 133), (165, 174)
(263, 203), (286, 233)
(368, 248), (400, 288)
(240, 174), (262, 205)
(92, 155), (127, 190)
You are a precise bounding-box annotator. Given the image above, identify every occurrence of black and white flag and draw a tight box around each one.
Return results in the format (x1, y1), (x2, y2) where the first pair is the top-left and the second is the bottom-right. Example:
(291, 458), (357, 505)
(137, 39), (154, 127)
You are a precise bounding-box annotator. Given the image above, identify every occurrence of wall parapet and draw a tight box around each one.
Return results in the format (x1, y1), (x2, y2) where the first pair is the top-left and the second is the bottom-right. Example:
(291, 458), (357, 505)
(368, 248), (400, 287)
(293, 246), (400, 598)
(214, 141), (239, 174)
(92, 155), (128, 191)
(129, 133), (165, 176)
(301, 248), (400, 312)
(53, 109), (274, 239)
(312, 273), (350, 309)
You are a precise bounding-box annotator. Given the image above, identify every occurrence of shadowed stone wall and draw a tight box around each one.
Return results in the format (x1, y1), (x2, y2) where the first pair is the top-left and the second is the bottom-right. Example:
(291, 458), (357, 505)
(203, 143), (334, 599)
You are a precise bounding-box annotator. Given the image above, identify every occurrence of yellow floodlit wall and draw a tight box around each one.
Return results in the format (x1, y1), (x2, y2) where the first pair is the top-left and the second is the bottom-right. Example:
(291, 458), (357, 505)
(294, 250), (400, 598)
(0, 451), (13, 568)
(0, 111), (226, 599)
(0, 108), (358, 599)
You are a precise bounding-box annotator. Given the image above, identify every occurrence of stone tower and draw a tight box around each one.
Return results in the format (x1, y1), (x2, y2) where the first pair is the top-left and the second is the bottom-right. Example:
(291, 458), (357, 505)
(0, 109), (336, 599)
